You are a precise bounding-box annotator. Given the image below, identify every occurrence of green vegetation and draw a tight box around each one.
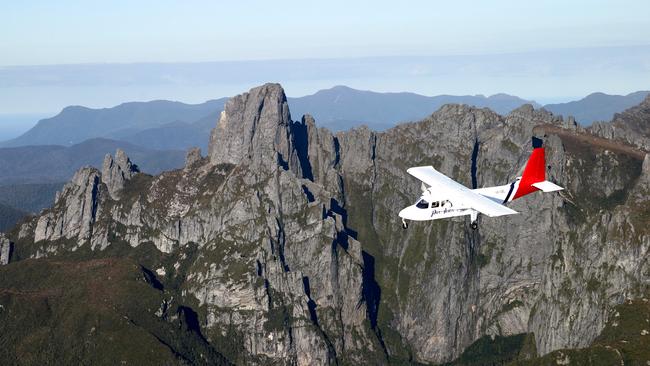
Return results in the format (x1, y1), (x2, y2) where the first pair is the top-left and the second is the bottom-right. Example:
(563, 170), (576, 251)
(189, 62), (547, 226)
(444, 333), (537, 366)
(512, 346), (623, 366)
(204, 309), (248, 364)
(513, 297), (650, 365)
(586, 276), (601, 292)
(476, 253), (490, 268)
(501, 139), (520, 155)
(0, 255), (230, 365)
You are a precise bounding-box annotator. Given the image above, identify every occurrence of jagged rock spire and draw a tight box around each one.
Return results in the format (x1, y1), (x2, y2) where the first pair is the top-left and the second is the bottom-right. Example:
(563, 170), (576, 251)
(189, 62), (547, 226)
(35, 167), (102, 243)
(184, 147), (202, 168)
(102, 149), (139, 199)
(208, 83), (298, 174)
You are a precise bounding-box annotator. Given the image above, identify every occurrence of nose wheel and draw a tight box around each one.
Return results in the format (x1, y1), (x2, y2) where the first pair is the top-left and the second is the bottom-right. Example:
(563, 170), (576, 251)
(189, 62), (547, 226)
(471, 221), (478, 230)
(401, 219), (409, 230)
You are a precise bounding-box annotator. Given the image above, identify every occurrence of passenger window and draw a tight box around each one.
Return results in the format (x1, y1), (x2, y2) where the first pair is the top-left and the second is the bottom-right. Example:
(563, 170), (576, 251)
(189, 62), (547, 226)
(416, 199), (429, 209)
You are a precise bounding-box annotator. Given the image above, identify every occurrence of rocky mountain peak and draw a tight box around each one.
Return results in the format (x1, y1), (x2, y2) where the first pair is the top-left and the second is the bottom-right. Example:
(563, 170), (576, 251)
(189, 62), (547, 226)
(508, 103), (560, 124)
(102, 149), (139, 199)
(208, 83), (294, 173)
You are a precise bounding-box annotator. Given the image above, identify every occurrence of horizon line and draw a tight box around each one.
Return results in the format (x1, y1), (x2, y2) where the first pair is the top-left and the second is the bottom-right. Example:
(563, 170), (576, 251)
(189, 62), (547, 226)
(2, 43), (650, 69)
(0, 85), (648, 118)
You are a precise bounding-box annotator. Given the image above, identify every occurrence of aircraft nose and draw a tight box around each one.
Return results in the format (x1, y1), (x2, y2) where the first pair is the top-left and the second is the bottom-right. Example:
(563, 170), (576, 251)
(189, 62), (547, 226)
(398, 206), (411, 219)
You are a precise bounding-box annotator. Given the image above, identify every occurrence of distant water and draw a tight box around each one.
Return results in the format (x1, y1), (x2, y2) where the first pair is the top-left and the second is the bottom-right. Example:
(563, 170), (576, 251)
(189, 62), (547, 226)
(0, 114), (52, 142)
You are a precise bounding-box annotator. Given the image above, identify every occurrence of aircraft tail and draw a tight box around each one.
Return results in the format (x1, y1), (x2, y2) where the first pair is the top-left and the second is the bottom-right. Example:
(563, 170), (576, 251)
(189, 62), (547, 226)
(512, 136), (561, 199)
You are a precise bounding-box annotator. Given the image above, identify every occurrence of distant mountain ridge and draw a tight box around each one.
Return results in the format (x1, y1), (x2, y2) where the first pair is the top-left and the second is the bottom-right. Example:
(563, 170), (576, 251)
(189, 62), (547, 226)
(544, 91), (650, 124)
(288, 85), (540, 131)
(0, 202), (27, 232)
(0, 138), (185, 185)
(0, 182), (64, 213)
(1, 87), (539, 149)
(113, 110), (221, 151)
(3, 87), (648, 151)
(1, 98), (227, 148)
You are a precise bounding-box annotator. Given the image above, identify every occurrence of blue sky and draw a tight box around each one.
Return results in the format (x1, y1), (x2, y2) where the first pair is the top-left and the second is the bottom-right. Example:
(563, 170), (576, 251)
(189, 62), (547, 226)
(0, 0), (649, 126)
(3, 0), (649, 65)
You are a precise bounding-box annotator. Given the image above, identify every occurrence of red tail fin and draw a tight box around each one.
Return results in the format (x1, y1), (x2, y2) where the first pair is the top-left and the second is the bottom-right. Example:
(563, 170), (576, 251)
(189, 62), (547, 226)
(512, 137), (546, 199)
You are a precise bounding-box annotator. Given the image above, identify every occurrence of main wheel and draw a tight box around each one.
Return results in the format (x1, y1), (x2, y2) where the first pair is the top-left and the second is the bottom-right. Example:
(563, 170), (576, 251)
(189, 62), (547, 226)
(471, 222), (478, 230)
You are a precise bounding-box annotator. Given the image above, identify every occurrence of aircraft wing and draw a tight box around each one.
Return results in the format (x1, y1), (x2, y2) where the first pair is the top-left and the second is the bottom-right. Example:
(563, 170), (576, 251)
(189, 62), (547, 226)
(407, 166), (518, 217)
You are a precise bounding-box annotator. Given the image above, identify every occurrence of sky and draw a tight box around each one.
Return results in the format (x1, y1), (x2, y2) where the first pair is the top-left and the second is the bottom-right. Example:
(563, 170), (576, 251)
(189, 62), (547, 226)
(2, 0), (650, 64)
(1, 0), (649, 136)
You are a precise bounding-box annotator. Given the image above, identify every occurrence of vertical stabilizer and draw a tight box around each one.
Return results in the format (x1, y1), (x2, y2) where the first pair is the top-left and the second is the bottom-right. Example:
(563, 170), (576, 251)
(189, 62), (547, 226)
(512, 137), (546, 199)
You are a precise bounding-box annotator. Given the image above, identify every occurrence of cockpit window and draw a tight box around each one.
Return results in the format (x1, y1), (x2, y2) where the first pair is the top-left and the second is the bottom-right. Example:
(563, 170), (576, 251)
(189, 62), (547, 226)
(416, 199), (429, 209)
(431, 201), (439, 208)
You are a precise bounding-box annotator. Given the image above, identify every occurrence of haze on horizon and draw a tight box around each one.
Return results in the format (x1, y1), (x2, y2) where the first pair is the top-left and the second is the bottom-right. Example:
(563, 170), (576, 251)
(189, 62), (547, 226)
(1, 1), (649, 122)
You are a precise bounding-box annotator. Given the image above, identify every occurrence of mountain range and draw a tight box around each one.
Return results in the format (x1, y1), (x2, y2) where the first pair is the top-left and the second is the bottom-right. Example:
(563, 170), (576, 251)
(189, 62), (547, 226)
(287, 86), (540, 131)
(0, 86), (648, 236)
(1, 83), (648, 364)
(3, 87), (648, 151)
(543, 90), (650, 124)
(0, 138), (184, 185)
(1, 98), (227, 148)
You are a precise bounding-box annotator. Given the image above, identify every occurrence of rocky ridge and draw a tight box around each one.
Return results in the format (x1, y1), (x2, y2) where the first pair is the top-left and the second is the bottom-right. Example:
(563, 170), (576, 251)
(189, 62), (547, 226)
(589, 94), (650, 150)
(2, 83), (649, 364)
(102, 149), (140, 199)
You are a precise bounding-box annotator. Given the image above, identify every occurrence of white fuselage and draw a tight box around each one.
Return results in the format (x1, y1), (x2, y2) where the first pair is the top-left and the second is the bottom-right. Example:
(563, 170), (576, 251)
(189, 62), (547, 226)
(398, 178), (521, 222)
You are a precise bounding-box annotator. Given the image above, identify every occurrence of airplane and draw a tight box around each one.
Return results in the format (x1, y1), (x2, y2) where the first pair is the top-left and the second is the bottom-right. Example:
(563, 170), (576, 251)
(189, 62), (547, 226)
(399, 136), (563, 230)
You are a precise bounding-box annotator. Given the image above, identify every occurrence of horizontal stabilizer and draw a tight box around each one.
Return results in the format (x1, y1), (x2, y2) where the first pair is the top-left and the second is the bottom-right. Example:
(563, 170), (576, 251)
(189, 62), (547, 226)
(532, 181), (564, 192)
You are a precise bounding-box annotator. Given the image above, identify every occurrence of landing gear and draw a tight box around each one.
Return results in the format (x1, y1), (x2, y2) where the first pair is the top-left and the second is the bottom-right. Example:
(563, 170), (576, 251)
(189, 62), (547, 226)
(470, 210), (479, 230)
(401, 218), (409, 230)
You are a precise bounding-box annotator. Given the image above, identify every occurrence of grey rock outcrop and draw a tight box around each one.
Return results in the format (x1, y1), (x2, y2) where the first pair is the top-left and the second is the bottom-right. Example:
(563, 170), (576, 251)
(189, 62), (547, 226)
(10, 83), (650, 364)
(184, 147), (202, 168)
(0, 233), (11, 265)
(34, 167), (102, 246)
(102, 149), (139, 199)
(209, 84), (294, 170)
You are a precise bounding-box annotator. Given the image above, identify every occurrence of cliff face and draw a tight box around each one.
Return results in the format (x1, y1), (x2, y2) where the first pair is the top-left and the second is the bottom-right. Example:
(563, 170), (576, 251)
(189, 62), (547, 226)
(3, 83), (649, 365)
